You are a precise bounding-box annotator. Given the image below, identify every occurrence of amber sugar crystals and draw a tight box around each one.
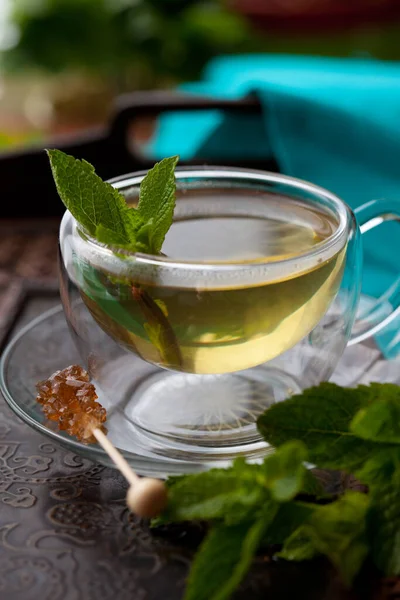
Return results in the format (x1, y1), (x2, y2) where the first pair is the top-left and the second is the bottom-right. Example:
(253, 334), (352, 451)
(36, 364), (107, 443)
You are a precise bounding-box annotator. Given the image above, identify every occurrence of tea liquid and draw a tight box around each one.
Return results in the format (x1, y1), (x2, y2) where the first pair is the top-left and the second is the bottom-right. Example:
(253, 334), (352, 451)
(79, 194), (345, 374)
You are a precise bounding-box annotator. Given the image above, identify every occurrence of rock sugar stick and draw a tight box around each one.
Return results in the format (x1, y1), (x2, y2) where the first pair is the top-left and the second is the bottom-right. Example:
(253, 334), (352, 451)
(36, 365), (168, 518)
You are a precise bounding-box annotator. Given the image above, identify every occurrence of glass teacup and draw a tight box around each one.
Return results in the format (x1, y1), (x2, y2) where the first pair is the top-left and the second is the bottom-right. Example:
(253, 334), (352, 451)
(59, 167), (400, 462)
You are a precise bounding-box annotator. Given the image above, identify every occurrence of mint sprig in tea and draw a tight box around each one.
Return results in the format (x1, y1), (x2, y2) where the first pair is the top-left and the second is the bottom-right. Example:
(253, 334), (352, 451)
(49, 150), (345, 375)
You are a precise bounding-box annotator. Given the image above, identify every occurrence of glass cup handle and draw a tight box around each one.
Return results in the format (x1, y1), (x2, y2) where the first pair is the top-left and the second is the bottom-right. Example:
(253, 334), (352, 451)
(349, 199), (400, 346)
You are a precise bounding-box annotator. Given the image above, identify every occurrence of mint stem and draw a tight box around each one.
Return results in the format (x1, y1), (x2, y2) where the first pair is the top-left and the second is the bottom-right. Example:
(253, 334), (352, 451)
(131, 285), (183, 369)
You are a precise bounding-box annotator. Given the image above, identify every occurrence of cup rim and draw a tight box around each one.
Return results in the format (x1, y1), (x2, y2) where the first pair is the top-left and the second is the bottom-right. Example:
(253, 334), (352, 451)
(66, 165), (350, 272)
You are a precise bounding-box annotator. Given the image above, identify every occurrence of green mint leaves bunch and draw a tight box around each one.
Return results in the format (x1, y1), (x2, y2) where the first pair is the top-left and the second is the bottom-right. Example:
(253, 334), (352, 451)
(157, 440), (319, 600)
(158, 382), (400, 600)
(259, 381), (400, 580)
(47, 149), (179, 254)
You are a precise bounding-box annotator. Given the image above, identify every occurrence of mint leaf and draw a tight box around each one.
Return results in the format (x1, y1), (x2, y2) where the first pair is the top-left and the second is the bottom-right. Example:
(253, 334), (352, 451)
(137, 155), (179, 253)
(368, 480), (400, 576)
(263, 440), (307, 501)
(78, 262), (146, 337)
(350, 384), (400, 443)
(47, 149), (134, 243)
(48, 150), (179, 254)
(160, 459), (267, 525)
(262, 501), (316, 547)
(281, 492), (369, 586)
(134, 218), (155, 252)
(95, 224), (131, 248)
(257, 383), (379, 472)
(161, 442), (308, 525)
(185, 511), (277, 600)
(355, 447), (400, 487)
(131, 284), (182, 368)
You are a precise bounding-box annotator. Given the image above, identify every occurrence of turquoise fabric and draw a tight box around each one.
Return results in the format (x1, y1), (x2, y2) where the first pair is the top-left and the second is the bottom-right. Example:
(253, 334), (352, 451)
(151, 55), (400, 356)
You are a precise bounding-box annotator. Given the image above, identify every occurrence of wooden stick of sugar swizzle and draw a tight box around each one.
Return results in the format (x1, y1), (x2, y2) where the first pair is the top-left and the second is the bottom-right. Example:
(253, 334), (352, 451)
(92, 428), (168, 519)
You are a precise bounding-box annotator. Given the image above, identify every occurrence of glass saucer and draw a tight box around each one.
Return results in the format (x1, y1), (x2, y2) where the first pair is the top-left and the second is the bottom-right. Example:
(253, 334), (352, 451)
(0, 305), (270, 478)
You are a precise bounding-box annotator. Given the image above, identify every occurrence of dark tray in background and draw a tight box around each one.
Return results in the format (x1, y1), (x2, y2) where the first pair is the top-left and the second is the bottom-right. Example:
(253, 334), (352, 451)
(0, 91), (277, 219)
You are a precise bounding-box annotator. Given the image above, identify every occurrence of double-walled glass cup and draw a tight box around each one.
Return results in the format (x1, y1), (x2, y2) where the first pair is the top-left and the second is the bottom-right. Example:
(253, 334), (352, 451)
(59, 167), (400, 463)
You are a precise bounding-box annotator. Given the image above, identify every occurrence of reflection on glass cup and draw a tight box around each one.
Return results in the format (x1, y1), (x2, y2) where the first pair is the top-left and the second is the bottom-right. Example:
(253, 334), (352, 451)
(59, 167), (400, 463)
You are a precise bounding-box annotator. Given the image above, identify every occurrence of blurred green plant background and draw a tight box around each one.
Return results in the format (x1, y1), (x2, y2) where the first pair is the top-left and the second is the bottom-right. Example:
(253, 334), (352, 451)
(4, 0), (256, 88)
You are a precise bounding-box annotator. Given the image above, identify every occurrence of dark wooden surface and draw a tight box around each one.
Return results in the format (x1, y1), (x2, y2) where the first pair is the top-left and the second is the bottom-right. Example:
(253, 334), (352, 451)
(0, 222), (397, 600)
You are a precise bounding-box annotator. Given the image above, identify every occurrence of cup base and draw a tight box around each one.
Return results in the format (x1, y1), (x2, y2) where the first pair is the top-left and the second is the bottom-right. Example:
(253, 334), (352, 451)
(122, 366), (301, 461)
